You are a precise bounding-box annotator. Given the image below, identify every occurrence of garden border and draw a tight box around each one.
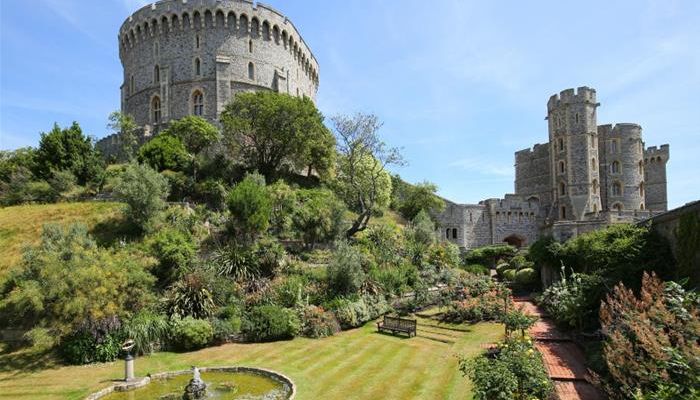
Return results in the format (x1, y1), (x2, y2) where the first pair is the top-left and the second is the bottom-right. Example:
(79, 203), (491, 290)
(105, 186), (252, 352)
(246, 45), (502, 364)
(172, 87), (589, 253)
(84, 366), (296, 400)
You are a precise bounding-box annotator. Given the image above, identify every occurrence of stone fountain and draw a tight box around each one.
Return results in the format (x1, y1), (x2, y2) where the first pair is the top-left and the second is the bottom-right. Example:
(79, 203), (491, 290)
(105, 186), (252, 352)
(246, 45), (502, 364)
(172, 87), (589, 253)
(183, 366), (207, 400)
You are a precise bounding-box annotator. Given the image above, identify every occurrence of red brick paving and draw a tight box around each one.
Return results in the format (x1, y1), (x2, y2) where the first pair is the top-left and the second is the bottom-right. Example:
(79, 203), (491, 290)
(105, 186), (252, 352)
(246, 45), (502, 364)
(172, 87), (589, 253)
(515, 299), (605, 400)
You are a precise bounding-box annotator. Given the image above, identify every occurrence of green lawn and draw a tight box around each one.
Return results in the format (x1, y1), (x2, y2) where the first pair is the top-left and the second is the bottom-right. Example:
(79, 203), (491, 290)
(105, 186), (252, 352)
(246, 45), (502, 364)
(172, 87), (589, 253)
(0, 317), (503, 400)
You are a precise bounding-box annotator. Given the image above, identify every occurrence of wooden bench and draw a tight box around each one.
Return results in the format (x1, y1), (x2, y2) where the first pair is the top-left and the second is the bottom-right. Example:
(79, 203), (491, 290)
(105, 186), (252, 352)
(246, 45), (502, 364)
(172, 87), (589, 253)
(377, 315), (417, 337)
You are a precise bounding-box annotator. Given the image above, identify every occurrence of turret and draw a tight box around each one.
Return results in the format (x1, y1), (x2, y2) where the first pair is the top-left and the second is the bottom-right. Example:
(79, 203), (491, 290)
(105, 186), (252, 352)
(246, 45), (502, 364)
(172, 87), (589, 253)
(644, 144), (670, 211)
(546, 87), (601, 221)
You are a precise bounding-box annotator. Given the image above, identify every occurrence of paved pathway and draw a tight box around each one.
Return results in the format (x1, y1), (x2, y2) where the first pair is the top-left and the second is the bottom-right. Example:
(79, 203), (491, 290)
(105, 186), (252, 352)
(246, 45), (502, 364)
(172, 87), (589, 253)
(513, 297), (605, 400)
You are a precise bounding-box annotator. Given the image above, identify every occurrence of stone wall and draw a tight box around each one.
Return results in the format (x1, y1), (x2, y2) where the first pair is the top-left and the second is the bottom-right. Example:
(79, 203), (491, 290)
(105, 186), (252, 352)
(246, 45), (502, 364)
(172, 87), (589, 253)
(644, 145), (670, 212)
(515, 143), (551, 216)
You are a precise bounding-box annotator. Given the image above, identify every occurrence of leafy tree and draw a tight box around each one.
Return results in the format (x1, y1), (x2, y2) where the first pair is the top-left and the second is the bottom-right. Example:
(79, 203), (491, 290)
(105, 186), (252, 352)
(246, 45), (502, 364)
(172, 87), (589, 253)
(332, 113), (404, 237)
(34, 122), (104, 185)
(391, 176), (445, 221)
(162, 116), (220, 180)
(221, 91), (335, 180)
(327, 241), (366, 296)
(0, 148), (37, 183)
(227, 173), (272, 240)
(149, 228), (198, 287)
(0, 224), (155, 338)
(107, 111), (139, 161)
(138, 134), (189, 172)
(114, 162), (170, 232)
(292, 188), (347, 248)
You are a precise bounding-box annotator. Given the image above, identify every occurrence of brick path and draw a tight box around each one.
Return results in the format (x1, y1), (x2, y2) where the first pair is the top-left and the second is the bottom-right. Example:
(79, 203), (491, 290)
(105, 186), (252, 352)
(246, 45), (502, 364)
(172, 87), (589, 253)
(514, 298), (605, 400)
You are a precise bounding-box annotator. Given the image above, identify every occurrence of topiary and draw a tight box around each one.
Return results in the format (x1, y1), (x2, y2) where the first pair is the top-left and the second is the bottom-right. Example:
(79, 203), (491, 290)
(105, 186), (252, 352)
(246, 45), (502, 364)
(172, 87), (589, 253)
(515, 268), (538, 287)
(171, 317), (213, 351)
(502, 269), (517, 281)
(496, 263), (511, 277)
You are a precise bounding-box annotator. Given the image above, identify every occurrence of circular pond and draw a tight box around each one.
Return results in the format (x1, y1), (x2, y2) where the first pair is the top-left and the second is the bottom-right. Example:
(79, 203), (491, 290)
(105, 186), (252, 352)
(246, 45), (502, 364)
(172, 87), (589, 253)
(97, 368), (294, 400)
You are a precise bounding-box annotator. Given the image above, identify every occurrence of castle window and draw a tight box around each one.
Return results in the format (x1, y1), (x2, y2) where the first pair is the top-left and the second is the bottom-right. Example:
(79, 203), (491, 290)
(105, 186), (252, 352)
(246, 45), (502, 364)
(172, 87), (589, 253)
(262, 21), (270, 41)
(248, 62), (255, 80)
(640, 203), (645, 210)
(249, 39), (253, 53)
(559, 182), (566, 196)
(250, 18), (259, 38)
(612, 182), (622, 196)
(151, 96), (161, 124)
(611, 161), (620, 174)
(639, 182), (644, 197)
(593, 203), (598, 213)
(154, 65), (160, 84)
(558, 138), (564, 151)
(611, 139), (619, 154)
(469, 212), (473, 223)
(452, 228), (458, 239)
(575, 113), (580, 123)
(129, 75), (134, 95)
(154, 41), (159, 58)
(591, 135), (596, 148)
(445, 229), (450, 239)
(592, 179), (599, 194)
(192, 90), (204, 116)
(194, 58), (201, 76)
(559, 161), (565, 174)
(239, 15), (249, 35)
(592, 158), (597, 170)
(613, 203), (623, 213)
(656, 156), (662, 163)
(196, 34), (200, 49)
(561, 206), (567, 220)
(638, 161), (643, 174)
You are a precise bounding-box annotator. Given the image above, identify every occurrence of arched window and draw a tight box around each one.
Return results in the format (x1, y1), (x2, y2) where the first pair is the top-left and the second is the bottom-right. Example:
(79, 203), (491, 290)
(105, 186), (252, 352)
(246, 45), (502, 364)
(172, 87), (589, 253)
(154, 65), (160, 83)
(249, 39), (253, 53)
(593, 203), (598, 213)
(561, 206), (567, 220)
(250, 18), (259, 38)
(611, 140), (618, 154)
(575, 113), (580, 123)
(639, 182), (644, 197)
(192, 91), (204, 116)
(638, 161), (643, 175)
(452, 228), (458, 239)
(445, 229), (450, 239)
(611, 161), (620, 174)
(640, 203), (645, 210)
(592, 158), (597, 170)
(612, 181), (622, 196)
(613, 203), (623, 213)
(559, 160), (565, 174)
(262, 21), (270, 40)
(248, 62), (255, 80)
(195, 34), (200, 49)
(592, 179), (599, 194)
(194, 58), (201, 76)
(559, 182), (566, 196)
(558, 138), (564, 151)
(151, 96), (161, 124)
(239, 15), (249, 35)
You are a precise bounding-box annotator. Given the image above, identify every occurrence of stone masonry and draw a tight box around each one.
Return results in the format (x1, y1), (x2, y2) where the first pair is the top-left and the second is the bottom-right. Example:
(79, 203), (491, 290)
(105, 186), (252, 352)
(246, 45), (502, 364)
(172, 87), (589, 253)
(439, 87), (670, 249)
(97, 0), (318, 157)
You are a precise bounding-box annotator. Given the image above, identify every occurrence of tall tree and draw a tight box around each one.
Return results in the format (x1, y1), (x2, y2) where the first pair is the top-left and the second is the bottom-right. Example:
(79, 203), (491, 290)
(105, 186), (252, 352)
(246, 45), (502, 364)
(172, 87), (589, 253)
(162, 116), (220, 181)
(220, 91), (335, 181)
(34, 122), (104, 185)
(332, 113), (404, 237)
(107, 111), (139, 161)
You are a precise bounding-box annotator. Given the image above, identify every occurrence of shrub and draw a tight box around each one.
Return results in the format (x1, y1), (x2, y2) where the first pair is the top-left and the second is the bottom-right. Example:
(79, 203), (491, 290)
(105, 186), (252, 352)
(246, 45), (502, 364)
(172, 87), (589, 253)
(292, 188), (347, 248)
(461, 337), (553, 400)
(495, 262), (510, 277)
(464, 264), (489, 276)
(62, 330), (123, 365)
(326, 295), (390, 330)
(600, 273), (700, 399)
(227, 173), (271, 240)
(442, 278), (510, 323)
(515, 268), (538, 287)
(171, 317), (213, 351)
(114, 162), (170, 232)
(138, 134), (189, 172)
(252, 236), (285, 277)
(165, 273), (215, 319)
(149, 228), (197, 287)
(211, 317), (241, 344)
(272, 275), (306, 308)
(502, 308), (537, 338)
(326, 241), (366, 296)
(299, 305), (340, 338)
(464, 244), (517, 267)
(242, 305), (300, 342)
(194, 179), (228, 211)
(502, 269), (516, 281)
(539, 268), (604, 331)
(372, 263), (418, 295)
(122, 311), (171, 355)
(213, 241), (257, 282)
(23, 327), (56, 352)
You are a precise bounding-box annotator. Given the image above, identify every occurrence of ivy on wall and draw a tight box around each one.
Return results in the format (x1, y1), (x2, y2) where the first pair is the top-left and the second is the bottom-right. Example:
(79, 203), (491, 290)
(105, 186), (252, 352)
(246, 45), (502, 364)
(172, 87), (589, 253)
(674, 211), (700, 288)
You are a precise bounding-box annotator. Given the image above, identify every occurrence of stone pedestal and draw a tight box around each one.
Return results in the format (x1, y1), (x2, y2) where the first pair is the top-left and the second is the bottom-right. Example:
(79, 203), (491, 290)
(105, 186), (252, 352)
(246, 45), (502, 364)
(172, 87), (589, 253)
(124, 354), (135, 381)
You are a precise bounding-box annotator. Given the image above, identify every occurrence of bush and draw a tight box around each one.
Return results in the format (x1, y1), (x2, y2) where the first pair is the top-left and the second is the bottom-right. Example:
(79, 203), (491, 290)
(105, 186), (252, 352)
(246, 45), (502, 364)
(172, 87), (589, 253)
(171, 317), (213, 351)
(372, 263), (418, 295)
(62, 330), (123, 365)
(114, 162), (170, 232)
(292, 188), (347, 248)
(122, 311), (171, 355)
(211, 317), (241, 343)
(299, 305), (340, 338)
(461, 337), (553, 400)
(326, 241), (366, 296)
(515, 268), (538, 287)
(138, 134), (189, 172)
(149, 228), (197, 287)
(539, 268), (605, 331)
(495, 262), (510, 277)
(442, 277), (510, 323)
(165, 273), (215, 319)
(194, 179), (228, 211)
(326, 295), (390, 330)
(464, 244), (517, 267)
(227, 173), (271, 240)
(272, 275), (306, 308)
(23, 327), (56, 352)
(252, 236), (285, 277)
(502, 269), (516, 281)
(464, 264), (489, 276)
(242, 305), (300, 342)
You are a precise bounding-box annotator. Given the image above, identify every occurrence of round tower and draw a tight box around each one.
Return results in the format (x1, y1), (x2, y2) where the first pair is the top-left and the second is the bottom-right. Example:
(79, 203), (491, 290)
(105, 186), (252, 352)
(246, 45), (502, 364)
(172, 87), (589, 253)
(603, 124), (644, 211)
(546, 87), (601, 221)
(117, 0), (319, 134)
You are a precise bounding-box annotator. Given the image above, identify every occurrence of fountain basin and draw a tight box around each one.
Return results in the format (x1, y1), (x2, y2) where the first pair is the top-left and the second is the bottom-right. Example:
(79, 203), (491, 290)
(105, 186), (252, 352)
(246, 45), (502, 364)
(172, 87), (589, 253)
(86, 367), (295, 400)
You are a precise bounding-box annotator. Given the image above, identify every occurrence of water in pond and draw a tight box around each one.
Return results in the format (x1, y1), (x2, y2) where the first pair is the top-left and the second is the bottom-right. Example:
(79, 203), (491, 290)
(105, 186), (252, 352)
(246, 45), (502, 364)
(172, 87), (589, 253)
(102, 371), (291, 400)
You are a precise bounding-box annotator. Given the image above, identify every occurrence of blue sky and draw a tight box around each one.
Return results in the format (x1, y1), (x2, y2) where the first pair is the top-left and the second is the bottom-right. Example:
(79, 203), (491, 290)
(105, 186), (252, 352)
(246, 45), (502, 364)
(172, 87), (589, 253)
(1, 0), (698, 208)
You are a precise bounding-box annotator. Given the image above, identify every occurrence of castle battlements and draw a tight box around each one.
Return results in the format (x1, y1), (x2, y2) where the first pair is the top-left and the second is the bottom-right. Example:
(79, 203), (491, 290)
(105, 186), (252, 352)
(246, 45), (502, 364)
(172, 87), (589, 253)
(547, 86), (597, 111)
(644, 144), (670, 160)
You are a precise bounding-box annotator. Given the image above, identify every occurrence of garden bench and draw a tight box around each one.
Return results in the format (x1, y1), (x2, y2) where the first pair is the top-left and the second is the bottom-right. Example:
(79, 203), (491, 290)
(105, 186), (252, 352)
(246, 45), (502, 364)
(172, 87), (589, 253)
(377, 315), (417, 337)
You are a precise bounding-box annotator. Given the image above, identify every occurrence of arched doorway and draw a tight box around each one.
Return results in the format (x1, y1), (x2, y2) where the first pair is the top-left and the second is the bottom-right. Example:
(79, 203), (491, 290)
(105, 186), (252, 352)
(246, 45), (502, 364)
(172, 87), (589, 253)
(503, 234), (525, 248)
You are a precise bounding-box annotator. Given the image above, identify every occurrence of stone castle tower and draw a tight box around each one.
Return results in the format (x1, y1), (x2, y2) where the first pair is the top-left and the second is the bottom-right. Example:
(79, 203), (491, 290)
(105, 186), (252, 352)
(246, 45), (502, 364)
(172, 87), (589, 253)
(98, 0), (318, 156)
(440, 87), (670, 249)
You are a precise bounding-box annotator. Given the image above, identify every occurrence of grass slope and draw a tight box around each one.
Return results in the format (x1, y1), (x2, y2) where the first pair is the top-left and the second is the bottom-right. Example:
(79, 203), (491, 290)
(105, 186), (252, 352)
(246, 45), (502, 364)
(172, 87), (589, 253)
(0, 318), (503, 400)
(0, 202), (125, 277)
